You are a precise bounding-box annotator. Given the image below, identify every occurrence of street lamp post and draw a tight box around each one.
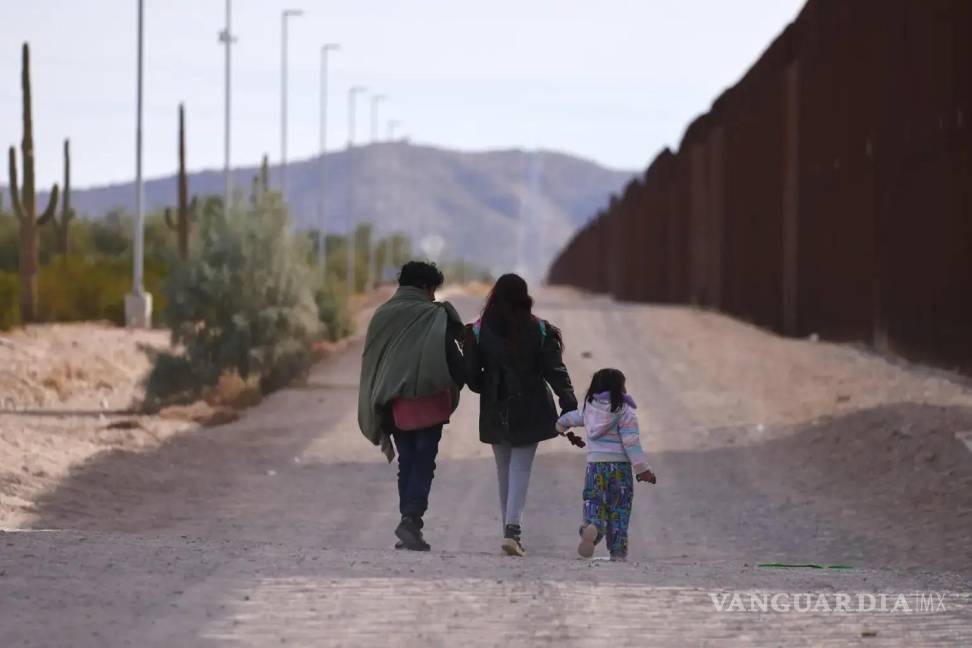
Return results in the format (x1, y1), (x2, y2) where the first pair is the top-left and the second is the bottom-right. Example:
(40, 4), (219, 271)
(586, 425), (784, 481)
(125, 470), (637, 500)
(280, 8), (304, 198)
(370, 94), (386, 143)
(318, 43), (339, 272)
(219, 0), (236, 216)
(125, 0), (151, 328)
(366, 94), (386, 290)
(346, 86), (366, 297)
(377, 119), (402, 286)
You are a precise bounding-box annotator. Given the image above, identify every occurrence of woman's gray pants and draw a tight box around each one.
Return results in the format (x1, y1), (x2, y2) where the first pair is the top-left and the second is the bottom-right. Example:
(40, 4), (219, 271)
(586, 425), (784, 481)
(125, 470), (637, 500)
(492, 442), (538, 528)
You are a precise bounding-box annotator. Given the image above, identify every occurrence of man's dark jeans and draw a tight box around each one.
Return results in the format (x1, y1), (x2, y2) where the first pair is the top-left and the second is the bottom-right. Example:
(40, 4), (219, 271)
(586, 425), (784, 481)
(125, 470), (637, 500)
(390, 425), (443, 521)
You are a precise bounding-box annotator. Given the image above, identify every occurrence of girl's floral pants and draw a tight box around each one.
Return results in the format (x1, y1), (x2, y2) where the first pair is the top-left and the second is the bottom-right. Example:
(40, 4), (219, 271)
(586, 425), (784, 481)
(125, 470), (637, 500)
(582, 461), (634, 558)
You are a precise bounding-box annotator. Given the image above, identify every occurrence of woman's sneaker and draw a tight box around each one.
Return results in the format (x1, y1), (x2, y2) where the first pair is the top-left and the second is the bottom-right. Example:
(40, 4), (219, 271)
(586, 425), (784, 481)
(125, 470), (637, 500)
(577, 523), (599, 558)
(501, 524), (526, 557)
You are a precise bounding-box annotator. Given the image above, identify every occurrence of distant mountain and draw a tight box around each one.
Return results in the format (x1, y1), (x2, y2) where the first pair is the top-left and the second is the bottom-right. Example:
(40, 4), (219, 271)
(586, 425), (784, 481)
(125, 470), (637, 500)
(60, 143), (634, 278)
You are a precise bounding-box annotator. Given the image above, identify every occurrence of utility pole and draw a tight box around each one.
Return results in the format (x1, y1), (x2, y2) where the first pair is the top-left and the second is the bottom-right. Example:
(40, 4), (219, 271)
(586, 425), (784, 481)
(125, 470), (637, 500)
(370, 94), (386, 143)
(280, 8), (304, 198)
(219, 0), (236, 216)
(318, 43), (339, 271)
(125, 0), (151, 327)
(379, 119), (402, 285)
(346, 86), (366, 297)
(366, 94), (386, 290)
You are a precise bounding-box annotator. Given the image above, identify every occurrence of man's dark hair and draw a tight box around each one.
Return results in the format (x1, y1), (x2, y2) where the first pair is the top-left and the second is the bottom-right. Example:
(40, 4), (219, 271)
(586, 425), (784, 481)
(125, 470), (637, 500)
(398, 261), (445, 291)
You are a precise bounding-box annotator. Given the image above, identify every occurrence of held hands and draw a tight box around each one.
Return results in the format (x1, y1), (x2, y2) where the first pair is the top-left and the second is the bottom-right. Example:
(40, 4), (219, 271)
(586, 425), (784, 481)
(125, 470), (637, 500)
(636, 469), (657, 484)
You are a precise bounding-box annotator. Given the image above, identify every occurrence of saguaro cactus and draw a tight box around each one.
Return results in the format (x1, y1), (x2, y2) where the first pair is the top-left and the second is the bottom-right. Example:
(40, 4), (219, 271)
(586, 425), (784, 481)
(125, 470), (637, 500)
(165, 104), (197, 259)
(250, 154), (271, 206)
(8, 43), (60, 322)
(52, 138), (74, 255)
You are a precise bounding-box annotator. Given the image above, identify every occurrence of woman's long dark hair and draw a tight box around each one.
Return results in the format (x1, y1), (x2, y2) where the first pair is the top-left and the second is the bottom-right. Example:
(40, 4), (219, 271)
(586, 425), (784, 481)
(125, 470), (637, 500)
(482, 274), (532, 336)
(585, 368), (627, 412)
(481, 274), (562, 349)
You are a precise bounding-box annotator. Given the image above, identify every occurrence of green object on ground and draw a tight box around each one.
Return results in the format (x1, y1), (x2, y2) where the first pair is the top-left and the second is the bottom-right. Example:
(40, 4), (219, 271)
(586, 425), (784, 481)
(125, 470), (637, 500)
(757, 563), (854, 570)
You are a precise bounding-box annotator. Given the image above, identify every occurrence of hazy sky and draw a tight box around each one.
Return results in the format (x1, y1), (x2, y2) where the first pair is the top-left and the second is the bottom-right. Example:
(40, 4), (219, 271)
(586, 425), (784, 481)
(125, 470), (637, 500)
(1, 1), (804, 189)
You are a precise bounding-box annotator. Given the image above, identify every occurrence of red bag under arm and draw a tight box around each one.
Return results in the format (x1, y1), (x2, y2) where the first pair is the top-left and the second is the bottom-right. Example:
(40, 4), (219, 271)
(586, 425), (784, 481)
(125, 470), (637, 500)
(391, 389), (453, 431)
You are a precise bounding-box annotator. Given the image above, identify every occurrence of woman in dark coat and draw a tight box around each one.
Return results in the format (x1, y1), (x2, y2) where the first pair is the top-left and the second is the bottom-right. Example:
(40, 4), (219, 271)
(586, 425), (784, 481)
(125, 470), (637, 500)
(464, 274), (578, 556)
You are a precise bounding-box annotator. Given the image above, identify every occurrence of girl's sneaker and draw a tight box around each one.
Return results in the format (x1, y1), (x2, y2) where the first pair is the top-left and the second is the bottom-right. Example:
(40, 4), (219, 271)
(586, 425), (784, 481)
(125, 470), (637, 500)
(501, 524), (526, 556)
(577, 523), (598, 558)
(610, 554), (627, 563)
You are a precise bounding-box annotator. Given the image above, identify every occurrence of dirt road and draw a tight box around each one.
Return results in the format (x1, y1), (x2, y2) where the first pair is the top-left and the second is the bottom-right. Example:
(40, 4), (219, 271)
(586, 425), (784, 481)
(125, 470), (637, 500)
(2, 289), (972, 646)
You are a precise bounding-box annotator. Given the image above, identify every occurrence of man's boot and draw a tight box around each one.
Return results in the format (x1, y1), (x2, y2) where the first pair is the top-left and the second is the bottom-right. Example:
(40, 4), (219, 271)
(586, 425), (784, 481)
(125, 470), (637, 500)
(395, 515), (430, 551)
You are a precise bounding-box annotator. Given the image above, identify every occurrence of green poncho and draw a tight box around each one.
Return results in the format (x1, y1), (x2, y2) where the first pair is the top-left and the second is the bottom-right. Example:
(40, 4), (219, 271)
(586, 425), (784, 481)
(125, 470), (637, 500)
(357, 286), (462, 461)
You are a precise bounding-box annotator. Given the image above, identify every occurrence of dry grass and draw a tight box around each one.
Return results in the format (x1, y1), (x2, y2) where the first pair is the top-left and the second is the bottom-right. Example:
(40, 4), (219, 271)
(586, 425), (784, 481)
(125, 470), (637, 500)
(204, 371), (263, 409)
(157, 401), (241, 427)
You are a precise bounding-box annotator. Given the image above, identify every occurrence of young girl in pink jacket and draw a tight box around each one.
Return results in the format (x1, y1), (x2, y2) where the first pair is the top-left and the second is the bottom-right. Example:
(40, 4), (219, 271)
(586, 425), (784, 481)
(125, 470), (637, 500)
(556, 368), (656, 561)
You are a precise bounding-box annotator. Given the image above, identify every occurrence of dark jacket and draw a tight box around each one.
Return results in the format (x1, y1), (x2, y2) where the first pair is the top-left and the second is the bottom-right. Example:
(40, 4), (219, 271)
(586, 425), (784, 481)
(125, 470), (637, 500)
(463, 317), (577, 446)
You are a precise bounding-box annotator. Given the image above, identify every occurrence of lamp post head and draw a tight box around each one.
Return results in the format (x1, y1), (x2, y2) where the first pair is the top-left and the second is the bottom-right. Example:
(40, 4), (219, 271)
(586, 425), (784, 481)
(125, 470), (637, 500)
(323, 43), (340, 53)
(350, 85), (367, 96)
(283, 9), (304, 18)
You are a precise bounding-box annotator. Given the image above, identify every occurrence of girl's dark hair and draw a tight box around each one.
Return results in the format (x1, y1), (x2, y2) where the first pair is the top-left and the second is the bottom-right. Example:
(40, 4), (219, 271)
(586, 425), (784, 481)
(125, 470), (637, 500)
(585, 368), (627, 413)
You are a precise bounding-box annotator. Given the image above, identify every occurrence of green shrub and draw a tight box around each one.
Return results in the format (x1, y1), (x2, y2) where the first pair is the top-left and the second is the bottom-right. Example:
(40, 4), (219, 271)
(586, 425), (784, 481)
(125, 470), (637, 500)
(35, 255), (167, 325)
(143, 353), (196, 408)
(0, 272), (20, 330)
(314, 281), (353, 341)
(0, 212), (17, 273)
(147, 198), (322, 404)
(373, 233), (413, 284)
(89, 209), (131, 256)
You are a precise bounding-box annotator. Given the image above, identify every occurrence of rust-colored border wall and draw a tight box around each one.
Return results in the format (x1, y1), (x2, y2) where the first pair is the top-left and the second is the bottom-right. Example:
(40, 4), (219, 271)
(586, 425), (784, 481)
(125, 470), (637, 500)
(548, 0), (972, 374)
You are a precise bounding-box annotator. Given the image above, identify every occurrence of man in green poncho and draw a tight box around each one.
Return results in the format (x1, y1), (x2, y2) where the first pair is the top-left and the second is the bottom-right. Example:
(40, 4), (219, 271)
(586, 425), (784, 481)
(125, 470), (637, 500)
(358, 261), (465, 551)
